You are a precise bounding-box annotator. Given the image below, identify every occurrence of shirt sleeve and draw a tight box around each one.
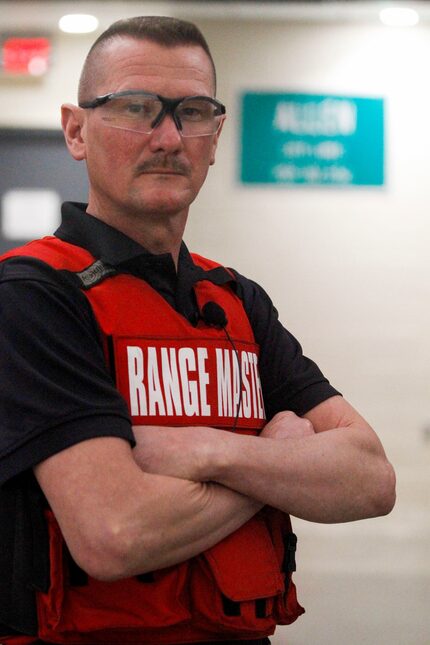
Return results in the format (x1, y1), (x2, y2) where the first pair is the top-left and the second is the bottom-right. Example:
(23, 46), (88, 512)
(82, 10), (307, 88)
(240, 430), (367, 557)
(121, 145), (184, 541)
(233, 270), (341, 419)
(0, 258), (134, 485)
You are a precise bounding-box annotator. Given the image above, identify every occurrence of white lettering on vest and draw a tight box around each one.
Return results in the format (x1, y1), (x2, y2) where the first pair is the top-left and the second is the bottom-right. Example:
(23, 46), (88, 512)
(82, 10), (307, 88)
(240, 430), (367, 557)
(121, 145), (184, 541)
(127, 346), (147, 416)
(232, 350), (241, 418)
(250, 352), (265, 419)
(125, 344), (264, 421)
(197, 348), (211, 416)
(178, 347), (200, 416)
(147, 347), (166, 416)
(216, 348), (232, 417)
(160, 347), (182, 416)
(240, 351), (251, 418)
(248, 351), (258, 418)
(216, 348), (265, 419)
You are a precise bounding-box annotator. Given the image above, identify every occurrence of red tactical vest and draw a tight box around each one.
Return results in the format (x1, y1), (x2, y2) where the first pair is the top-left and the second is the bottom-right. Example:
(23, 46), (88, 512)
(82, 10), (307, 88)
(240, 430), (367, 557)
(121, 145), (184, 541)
(2, 237), (304, 644)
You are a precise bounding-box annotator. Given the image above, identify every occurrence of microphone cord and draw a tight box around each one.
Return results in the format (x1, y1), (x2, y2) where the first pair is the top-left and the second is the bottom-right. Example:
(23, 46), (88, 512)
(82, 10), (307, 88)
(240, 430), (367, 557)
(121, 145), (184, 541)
(200, 301), (243, 432)
(222, 325), (243, 432)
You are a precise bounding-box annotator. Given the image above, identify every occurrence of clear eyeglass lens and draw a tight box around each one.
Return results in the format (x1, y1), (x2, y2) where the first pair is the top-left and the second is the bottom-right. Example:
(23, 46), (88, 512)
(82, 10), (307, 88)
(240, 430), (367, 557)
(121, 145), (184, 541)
(100, 95), (221, 136)
(101, 96), (162, 132)
(177, 97), (222, 136)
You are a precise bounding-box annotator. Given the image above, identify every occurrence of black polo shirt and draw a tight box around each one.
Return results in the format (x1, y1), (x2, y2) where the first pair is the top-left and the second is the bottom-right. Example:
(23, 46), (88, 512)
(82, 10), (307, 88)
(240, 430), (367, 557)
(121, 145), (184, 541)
(0, 202), (339, 485)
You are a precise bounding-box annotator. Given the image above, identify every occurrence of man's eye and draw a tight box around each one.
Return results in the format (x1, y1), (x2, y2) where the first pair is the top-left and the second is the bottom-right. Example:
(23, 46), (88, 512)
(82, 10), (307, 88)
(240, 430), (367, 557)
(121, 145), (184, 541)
(179, 104), (211, 121)
(182, 106), (200, 115)
(125, 102), (153, 115)
(118, 100), (158, 118)
(127, 103), (144, 114)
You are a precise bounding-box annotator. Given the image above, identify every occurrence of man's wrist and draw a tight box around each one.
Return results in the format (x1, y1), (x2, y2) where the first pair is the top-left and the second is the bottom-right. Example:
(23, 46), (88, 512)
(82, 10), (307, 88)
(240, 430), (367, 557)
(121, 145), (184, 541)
(199, 427), (240, 483)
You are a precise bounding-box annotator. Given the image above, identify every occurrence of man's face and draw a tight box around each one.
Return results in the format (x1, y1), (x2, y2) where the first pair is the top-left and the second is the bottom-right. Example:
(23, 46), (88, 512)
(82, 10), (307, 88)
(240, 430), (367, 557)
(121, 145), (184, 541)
(75, 38), (222, 221)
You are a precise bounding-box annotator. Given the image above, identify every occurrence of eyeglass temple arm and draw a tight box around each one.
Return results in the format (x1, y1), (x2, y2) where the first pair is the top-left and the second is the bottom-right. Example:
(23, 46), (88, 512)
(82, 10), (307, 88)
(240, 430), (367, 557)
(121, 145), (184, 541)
(79, 94), (113, 109)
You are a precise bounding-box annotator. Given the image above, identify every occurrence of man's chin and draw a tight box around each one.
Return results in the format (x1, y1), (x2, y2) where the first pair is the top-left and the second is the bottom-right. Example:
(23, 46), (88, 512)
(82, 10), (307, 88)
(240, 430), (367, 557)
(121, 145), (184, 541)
(144, 202), (189, 217)
(129, 189), (194, 218)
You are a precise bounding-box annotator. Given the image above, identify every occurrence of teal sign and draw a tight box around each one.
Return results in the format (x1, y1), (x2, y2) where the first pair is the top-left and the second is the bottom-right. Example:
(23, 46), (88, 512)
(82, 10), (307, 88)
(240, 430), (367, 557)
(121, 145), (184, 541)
(240, 92), (384, 186)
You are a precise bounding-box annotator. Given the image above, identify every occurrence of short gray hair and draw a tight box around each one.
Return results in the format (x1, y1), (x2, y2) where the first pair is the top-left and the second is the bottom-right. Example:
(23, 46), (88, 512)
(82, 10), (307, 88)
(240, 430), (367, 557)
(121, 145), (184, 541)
(78, 16), (217, 103)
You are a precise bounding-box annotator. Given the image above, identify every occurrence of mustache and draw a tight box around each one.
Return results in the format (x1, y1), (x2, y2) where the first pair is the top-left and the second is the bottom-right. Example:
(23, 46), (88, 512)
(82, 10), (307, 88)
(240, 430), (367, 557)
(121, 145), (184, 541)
(136, 155), (191, 175)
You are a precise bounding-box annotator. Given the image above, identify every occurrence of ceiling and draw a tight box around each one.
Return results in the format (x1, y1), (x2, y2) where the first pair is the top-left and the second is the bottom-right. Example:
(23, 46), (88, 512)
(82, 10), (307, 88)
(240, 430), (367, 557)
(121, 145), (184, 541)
(0, 0), (430, 30)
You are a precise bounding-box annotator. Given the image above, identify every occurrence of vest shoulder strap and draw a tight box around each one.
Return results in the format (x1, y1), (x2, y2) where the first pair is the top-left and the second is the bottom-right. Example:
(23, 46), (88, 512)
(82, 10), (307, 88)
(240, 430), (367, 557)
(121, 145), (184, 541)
(59, 259), (117, 290)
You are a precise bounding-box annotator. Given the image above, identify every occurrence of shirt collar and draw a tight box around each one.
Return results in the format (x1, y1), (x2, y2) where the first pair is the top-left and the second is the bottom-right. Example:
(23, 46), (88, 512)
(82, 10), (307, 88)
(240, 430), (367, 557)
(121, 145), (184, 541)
(55, 202), (194, 276)
(55, 202), (236, 324)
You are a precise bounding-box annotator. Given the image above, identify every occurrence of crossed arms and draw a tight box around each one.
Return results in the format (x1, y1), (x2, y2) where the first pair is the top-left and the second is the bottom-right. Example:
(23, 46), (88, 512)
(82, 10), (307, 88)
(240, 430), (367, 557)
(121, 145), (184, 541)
(34, 394), (395, 582)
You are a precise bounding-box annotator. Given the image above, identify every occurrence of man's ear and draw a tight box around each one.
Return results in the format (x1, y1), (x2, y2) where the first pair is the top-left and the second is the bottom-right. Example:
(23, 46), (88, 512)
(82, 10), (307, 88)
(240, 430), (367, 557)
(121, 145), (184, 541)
(209, 116), (225, 166)
(61, 103), (87, 161)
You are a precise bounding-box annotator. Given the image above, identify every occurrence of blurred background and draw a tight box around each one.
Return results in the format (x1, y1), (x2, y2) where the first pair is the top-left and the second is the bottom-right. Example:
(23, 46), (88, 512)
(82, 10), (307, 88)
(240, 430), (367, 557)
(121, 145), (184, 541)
(0, 1), (428, 643)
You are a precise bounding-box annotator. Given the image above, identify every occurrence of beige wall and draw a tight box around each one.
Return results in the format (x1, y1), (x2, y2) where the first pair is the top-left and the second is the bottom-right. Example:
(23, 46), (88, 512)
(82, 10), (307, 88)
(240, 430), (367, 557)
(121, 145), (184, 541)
(0, 2), (429, 642)
(187, 20), (430, 642)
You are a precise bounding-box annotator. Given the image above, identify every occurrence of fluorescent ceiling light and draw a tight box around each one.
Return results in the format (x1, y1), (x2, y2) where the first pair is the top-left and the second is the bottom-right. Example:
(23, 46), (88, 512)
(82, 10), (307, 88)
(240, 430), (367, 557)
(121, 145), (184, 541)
(59, 14), (99, 34)
(379, 7), (420, 27)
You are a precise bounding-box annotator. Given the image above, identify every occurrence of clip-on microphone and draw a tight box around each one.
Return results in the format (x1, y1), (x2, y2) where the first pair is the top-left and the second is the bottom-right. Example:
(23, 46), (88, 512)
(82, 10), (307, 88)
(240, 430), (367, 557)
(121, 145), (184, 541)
(201, 301), (228, 329)
(200, 301), (242, 430)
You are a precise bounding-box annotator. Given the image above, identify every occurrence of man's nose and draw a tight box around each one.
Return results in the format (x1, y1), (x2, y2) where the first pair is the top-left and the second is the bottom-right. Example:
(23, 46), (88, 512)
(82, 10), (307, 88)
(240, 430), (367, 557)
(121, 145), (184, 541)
(148, 113), (183, 152)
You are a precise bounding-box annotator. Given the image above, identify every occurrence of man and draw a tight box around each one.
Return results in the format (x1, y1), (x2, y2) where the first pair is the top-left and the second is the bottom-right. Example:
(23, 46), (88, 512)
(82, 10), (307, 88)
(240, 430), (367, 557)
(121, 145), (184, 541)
(0, 16), (395, 645)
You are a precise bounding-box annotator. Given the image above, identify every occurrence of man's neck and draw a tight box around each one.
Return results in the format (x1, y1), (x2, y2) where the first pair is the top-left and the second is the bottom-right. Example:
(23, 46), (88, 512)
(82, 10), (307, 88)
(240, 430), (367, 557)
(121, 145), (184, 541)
(86, 201), (188, 268)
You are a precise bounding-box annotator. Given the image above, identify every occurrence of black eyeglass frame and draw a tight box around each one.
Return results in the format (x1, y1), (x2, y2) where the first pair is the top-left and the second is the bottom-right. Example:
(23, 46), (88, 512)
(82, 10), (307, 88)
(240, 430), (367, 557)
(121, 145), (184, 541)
(79, 90), (226, 135)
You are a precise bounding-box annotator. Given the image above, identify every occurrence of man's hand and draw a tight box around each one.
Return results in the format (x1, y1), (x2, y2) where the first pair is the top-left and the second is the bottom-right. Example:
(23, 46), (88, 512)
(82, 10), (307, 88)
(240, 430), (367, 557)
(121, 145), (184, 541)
(261, 410), (315, 440)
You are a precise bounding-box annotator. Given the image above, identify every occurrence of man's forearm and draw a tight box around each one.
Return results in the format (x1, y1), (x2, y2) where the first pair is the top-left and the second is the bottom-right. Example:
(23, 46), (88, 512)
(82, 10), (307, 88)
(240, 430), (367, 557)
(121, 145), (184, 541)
(132, 397), (395, 525)
(118, 473), (262, 576)
(202, 425), (394, 523)
(35, 437), (261, 582)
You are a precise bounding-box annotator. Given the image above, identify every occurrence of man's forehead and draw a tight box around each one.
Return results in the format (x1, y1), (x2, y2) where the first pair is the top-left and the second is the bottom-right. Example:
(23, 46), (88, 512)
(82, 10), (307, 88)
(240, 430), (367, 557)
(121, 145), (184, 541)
(98, 38), (214, 87)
